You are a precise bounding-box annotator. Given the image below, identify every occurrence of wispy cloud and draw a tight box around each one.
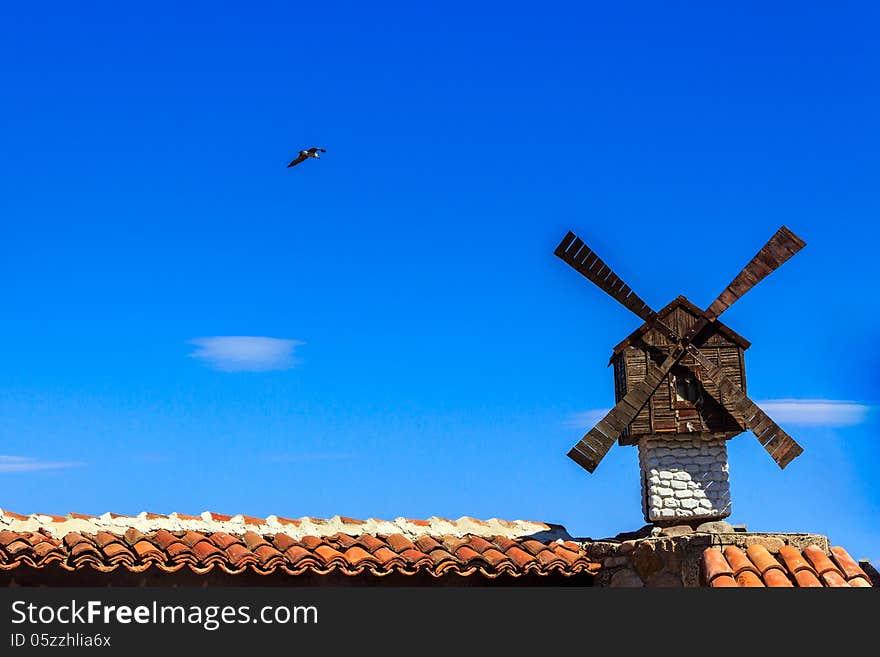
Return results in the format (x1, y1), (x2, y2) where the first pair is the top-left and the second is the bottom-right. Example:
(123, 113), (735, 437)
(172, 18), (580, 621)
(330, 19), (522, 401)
(0, 456), (83, 473)
(565, 409), (610, 428)
(189, 336), (304, 372)
(566, 399), (873, 429)
(756, 399), (873, 427)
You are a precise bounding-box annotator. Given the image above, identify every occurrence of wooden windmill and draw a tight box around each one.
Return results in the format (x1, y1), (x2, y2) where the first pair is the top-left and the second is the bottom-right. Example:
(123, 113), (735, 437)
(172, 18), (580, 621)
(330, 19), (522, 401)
(554, 226), (806, 524)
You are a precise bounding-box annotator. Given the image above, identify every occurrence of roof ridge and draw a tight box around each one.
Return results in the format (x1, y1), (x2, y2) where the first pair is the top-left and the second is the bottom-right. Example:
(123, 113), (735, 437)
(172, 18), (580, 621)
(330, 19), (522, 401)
(0, 510), (572, 541)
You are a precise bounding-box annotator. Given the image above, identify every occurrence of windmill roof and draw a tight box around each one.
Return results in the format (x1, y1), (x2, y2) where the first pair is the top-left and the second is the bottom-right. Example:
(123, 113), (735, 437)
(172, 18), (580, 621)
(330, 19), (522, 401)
(611, 295), (751, 357)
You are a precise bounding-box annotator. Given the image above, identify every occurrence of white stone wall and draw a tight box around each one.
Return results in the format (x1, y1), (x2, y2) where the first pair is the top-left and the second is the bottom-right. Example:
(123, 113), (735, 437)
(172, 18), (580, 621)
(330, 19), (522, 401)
(638, 435), (731, 524)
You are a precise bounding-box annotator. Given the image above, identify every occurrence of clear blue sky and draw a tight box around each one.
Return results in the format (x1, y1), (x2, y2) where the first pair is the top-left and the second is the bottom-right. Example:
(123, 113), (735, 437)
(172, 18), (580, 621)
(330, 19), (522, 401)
(1, 2), (878, 562)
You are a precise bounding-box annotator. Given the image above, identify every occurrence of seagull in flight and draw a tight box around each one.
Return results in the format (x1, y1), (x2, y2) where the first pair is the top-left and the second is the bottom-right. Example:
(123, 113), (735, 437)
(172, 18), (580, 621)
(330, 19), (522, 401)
(287, 147), (326, 168)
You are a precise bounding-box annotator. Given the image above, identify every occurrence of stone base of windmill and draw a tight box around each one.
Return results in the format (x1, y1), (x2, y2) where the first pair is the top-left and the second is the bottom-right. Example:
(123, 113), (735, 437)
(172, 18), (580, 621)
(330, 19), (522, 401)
(638, 435), (731, 526)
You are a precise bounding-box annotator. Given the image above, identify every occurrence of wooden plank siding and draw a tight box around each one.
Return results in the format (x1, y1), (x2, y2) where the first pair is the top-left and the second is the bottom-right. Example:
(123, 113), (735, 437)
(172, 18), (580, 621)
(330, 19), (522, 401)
(612, 300), (747, 443)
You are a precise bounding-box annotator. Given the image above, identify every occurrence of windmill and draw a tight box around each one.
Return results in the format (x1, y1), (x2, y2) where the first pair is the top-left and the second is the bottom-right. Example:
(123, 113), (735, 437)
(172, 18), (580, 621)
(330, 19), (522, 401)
(554, 226), (806, 524)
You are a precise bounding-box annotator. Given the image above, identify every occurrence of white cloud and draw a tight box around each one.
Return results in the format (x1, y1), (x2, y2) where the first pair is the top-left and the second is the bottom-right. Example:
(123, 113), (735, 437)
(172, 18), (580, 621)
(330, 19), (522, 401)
(0, 456), (83, 473)
(756, 399), (872, 427)
(565, 409), (610, 428)
(189, 336), (303, 372)
(567, 400), (873, 429)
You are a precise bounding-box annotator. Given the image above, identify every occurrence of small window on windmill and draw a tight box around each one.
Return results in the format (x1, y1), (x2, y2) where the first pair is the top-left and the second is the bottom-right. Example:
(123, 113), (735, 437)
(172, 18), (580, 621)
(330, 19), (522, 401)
(674, 371), (700, 403)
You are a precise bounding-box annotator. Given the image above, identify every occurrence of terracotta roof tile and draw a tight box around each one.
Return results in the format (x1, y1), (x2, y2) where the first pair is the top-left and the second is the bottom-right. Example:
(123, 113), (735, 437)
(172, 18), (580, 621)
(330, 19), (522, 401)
(270, 533), (297, 553)
(299, 535), (323, 550)
(722, 546), (757, 577)
(848, 577), (872, 588)
(802, 544), (842, 577)
(426, 548), (457, 567)
(746, 544), (782, 574)
(253, 544), (285, 567)
(778, 545), (813, 575)
(505, 546), (535, 569)
(342, 546), (376, 567)
(702, 548), (734, 583)
(242, 531), (270, 552)
(519, 539), (548, 556)
(466, 536), (494, 553)
(479, 548), (511, 567)
(370, 546), (403, 567)
(440, 535), (468, 553)
(4, 538), (34, 556)
(0, 512), (598, 580)
(70, 539), (100, 559)
(399, 548), (432, 566)
(829, 546), (869, 581)
(355, 534), (386, 553)
(793, 569), (822, 587)
(32, 540), (63, 559)
(703, 544), (872, 588)
(208, 532), (241, 550)
(763, 568), (794, 587)
(180, 531), (208, 548)
(820, 570), (849, 587)
(330, 533), (357, 549)
(551, 544), (582, 566)
(62, 533), (90, 550)
(166, 542), (195, 560)
(192, 540), (224, 563)
(152, 530), (180, 551)
(386, 533), (416, 553)
(123, 528), (146, 547)
(535, 548), (563, 568)
(735, 570), (764, 587)
(314, 545), (346, 566)
(131, 540), (163, 560)
(0, 531), (20, 548)
(454, 546), (483, 565)
(3, 510), (870, 587)
(279, 545), (316, 568)
(101, 542), (135, 563)
(93, 531), (121, 549)
(414, 535), (442, 553)
(225, 543), (258, 567)
(491, 536), (517, 552)
(710, 574), (738, 587)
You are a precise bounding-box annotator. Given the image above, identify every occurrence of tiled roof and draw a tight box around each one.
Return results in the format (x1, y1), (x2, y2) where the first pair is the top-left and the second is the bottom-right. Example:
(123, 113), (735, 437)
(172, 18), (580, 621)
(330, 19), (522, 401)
(702, 544), (873, 587)
(0, 510), (599, 579)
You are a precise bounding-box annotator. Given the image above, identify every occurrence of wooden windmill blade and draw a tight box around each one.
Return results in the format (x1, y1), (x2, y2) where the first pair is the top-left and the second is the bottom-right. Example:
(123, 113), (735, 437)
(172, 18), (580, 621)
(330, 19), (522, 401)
(705, 226), (807, 321)
(568, 346), (686, 472)
(685, 345), (803, 468)
(554, 231), (657, 322)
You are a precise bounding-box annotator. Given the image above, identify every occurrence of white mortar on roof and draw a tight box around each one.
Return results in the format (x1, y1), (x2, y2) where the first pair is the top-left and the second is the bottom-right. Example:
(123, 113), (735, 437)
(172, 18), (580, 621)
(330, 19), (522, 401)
(0, 511), (572, 541)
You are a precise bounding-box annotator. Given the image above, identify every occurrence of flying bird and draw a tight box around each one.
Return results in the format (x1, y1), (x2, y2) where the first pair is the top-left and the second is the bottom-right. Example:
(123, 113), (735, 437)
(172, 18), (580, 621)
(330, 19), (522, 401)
(287, 147), (326, 168)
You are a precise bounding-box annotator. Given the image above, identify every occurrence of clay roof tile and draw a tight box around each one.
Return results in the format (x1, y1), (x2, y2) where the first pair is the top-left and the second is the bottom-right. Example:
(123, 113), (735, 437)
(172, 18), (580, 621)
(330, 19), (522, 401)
(702, 548), (734, 583)
(829, 546), (870, 582)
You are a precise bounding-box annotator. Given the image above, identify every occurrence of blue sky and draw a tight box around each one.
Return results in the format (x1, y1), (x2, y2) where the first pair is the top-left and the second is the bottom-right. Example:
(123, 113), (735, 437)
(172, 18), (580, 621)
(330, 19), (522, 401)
(1, 2), (878, 562)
